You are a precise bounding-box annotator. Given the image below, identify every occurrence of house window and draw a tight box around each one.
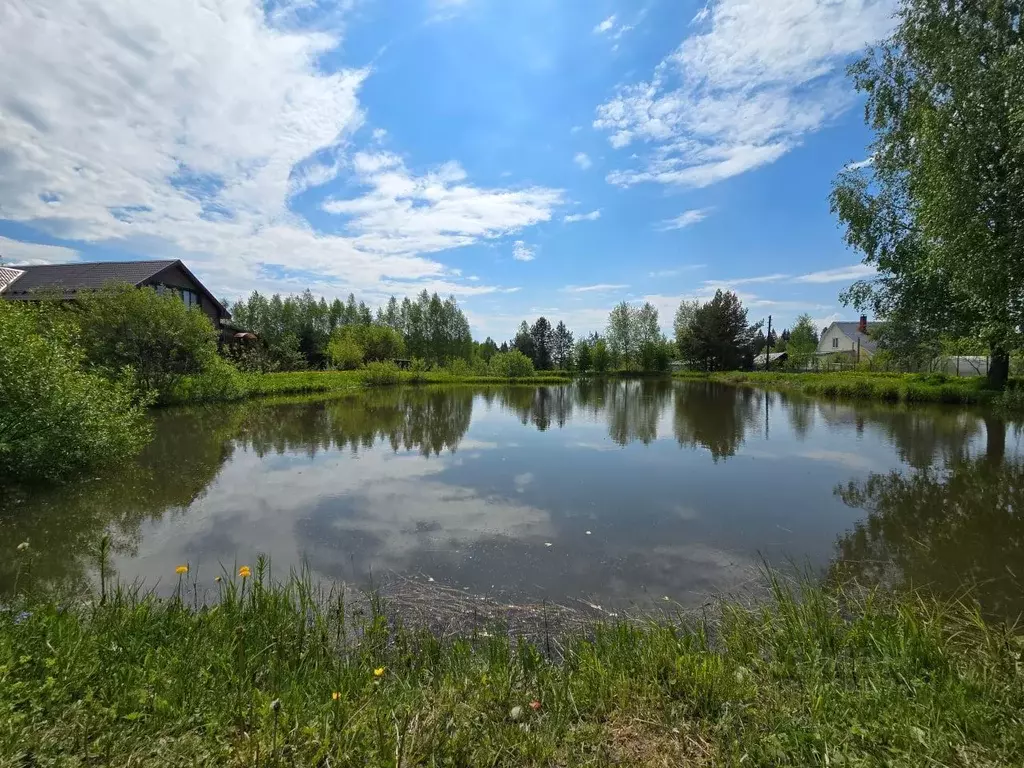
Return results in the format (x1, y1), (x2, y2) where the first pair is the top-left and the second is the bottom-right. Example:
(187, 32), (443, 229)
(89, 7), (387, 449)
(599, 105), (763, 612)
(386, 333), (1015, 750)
(832, 337), (839, 349)
(154, 283), (200, 310)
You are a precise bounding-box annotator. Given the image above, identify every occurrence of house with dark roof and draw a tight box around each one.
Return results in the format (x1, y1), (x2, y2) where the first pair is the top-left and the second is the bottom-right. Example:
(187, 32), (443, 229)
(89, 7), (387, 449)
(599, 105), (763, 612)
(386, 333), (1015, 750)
(0, 259), (233, 338)
(817, 315), (886, 360)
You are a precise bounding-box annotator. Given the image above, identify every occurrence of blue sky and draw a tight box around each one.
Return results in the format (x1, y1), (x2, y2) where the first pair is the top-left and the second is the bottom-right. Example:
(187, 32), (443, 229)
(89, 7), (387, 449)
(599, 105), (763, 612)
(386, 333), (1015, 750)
(0, 0), (893, 339)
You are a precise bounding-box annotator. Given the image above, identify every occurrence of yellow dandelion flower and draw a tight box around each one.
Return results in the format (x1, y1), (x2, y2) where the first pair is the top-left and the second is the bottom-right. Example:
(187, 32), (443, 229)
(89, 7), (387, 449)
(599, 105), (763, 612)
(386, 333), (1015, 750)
(238, 566), (252, 579)
(175, 564), (189, 575)
(373, 667), (385, 678)
(332, 691), (341, 701)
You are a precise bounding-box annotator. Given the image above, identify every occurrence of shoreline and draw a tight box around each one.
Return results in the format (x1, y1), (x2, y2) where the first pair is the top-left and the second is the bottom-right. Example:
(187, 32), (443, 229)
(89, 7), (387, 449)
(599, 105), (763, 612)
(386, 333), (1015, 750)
(163, 367), (1023, 412)
(672, 369), (1023, 409)
(3, 568), (1021, 764)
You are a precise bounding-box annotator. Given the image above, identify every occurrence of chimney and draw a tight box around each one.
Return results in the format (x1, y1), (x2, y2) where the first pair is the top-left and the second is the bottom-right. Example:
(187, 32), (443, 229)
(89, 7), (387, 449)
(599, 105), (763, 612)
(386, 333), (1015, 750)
(858, 315), (867, 334)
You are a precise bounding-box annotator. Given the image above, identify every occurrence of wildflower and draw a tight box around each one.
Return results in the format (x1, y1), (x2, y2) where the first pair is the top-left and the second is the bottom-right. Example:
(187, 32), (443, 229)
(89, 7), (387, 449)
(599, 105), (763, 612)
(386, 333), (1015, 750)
(16, 542), (29, 552)
(270, 699), (281, 713)
(238, 566), (251, 579)
(373, 667), (385, 678)
(529, 700), (542, 711)
(175, 564), (189, 575)
(332, 691), (341, 701)
(215, 576), (222, 583)
(509, 705), (524, 721)
(14, 611), (31, 625)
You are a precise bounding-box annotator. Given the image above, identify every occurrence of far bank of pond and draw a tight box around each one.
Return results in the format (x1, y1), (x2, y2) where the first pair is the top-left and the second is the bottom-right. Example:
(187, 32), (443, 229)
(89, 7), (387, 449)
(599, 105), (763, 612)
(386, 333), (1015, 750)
(675, 369), (1024, 408)
(4, 379), (1022, 622)
(166, 367), (1023, 412)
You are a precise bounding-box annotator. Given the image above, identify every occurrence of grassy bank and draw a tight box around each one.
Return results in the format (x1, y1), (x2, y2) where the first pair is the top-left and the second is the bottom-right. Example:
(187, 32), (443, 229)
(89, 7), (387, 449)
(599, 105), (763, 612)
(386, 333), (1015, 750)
(674, 370), (1024, 407)
(164, 368), (573, 406)
(3, 569), (1022, 765)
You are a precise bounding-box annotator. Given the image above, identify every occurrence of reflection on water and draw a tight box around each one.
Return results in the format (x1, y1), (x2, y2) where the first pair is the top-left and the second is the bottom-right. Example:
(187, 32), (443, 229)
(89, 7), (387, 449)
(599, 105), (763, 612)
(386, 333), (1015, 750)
(2, 382), (1021, 618)
(832, 417), (1024, 620)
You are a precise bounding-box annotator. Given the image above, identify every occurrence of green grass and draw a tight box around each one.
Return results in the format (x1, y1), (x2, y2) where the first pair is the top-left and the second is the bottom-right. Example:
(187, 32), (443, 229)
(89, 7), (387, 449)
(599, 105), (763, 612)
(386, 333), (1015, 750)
(674, 370), (1022, 407)
(3, 565), (1022, 766)
(163, 368), (573, 405)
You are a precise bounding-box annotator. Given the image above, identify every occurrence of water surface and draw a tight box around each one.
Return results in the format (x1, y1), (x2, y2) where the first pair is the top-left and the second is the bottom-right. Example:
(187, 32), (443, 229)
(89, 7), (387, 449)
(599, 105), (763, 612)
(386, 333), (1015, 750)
(3, 381), (1021, 617)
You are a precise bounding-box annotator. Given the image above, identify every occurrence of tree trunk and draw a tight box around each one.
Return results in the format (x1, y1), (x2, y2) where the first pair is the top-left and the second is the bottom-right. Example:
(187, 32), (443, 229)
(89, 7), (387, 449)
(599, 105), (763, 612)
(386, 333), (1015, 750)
(984, 415), (1006, 466)
(987, 345), (1010, 389)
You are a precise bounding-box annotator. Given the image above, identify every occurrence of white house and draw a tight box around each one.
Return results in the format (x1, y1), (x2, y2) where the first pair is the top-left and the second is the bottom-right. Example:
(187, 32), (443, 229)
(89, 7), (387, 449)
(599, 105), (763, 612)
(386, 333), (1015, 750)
(817, 316), (884, 361)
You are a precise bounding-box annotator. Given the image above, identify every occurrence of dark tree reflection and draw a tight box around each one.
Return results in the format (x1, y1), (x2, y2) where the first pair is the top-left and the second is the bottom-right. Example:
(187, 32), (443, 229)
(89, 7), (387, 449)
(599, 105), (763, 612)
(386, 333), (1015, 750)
(833, 442), (1024, 621)
(236, 388), (473, 458)
(673, 382), (760, 461)
(0, 406), (244, 595)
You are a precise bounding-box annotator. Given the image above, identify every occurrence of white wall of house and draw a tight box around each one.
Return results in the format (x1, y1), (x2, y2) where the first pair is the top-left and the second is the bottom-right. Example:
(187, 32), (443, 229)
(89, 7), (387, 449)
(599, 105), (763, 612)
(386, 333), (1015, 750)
(817, 325), (857, 356)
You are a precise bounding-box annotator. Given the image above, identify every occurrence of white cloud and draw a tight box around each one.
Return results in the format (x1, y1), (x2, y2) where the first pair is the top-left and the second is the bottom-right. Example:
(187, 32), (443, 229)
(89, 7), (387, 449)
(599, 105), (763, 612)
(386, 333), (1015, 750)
(573, 152), (593, 170)
(512, 240), (536, 262)
(0, 235), (79, 266)
(812, 311), (843, 330)
(0, 0), (560, 302)
(564, 209), (601, 223)
(570, 125), (583, 134)
(703, 273), (790, 288)
(844, 157), (874, 171)
(324, 152), (563, 256)
(648, 265), (706, 277)
(562, 283), (628, 293)
(595, 0), (897, 188)
(794, 264), (876, 283)
(692, 4), (711, 23)
(594, 13), (634, 41)
(659, 208), (713, 230)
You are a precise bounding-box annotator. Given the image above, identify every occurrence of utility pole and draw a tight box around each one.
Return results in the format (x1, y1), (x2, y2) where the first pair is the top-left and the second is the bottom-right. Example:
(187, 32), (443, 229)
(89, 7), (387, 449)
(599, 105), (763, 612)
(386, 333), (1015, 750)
(765, 315), (773, 371)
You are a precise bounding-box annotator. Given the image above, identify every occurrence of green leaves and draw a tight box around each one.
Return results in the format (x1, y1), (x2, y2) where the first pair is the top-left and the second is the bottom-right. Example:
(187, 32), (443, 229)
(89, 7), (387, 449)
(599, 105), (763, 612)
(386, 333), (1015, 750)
(676, 290), (761, 371)
(0, 301), (150, 483)
(833, 0), (1024, 383)
(75, 283), (220, 399)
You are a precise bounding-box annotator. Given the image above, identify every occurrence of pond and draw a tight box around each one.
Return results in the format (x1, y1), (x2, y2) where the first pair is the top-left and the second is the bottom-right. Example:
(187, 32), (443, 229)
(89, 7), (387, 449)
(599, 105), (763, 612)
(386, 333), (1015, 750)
(3, 380), (1022, 619)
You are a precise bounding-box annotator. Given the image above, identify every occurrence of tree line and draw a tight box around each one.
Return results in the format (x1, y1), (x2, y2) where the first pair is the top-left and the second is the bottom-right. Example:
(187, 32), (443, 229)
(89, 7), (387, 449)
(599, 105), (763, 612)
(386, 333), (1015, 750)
(228, 289), (472, 371)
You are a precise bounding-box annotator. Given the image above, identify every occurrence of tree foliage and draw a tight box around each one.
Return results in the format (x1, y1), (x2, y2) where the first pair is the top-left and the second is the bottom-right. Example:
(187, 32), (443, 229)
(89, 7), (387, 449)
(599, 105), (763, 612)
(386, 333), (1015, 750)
(75, 283), (220, 397)
(832, 0), (1024, 385)
(231, 289), (471, 369)
(574, 336), (593, 372)
(530, 317), (554, 370)
(787, 313), (820, 355)
(512, 321), (535, 364)
(326, 324), (405, 368)
(552, 321), (574, 370)
(676, 290), (761, 371)
(0, 301), (150, 483)
(488, 350), (536, 379)
(606, 302), (636, 368)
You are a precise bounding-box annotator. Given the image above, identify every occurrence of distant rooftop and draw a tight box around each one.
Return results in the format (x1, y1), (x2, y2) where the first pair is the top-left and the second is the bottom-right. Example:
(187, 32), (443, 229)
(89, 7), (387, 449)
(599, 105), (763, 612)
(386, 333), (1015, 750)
(0, 266), (25, 293)
(832, 321), (887, 354)
(0, 260), (178, 300)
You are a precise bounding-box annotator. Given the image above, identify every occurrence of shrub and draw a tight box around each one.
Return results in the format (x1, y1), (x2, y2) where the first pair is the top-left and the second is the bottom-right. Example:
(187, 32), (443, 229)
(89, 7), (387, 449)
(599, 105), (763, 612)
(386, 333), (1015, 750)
(327, 325), (405, 367)
(407, 358), (429, 383)
(488, 350), (535, 379)
(327, 335), (365, 370)
(165, 357), (244, 404)
(360, 361), (402, 386)
(0, 301), (151, 482)
(74, 283), (220, 397)
(442, 358), (474, 378)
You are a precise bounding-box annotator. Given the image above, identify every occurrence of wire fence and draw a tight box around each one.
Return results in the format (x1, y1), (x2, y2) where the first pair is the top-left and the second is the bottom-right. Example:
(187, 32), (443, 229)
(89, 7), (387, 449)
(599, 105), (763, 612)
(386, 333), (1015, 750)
(760, 352), (1024, 377)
